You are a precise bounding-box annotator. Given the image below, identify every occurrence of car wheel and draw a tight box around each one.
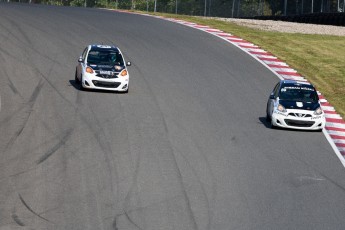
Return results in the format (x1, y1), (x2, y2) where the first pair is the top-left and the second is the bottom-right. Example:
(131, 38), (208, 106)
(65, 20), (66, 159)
(270, 119), (276, 129)
(266, 106), (271, 122)
(80, 75), (85, 91)
(75, 70), (80, 84)
(266, 113), (271, 122)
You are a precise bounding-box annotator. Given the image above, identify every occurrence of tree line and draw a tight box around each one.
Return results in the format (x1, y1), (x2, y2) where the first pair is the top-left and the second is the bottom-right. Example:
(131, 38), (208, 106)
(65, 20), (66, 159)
(8, 0), (344, 17)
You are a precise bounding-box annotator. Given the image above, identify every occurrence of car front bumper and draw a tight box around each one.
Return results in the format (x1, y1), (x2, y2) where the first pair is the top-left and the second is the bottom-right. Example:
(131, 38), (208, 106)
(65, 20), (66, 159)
(82, 73), (129, 92)
(271, 110), (325, 130)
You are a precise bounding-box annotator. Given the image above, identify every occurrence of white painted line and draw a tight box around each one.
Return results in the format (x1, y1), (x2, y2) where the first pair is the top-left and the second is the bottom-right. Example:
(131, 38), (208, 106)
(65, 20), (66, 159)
(323, 129), (345, 167)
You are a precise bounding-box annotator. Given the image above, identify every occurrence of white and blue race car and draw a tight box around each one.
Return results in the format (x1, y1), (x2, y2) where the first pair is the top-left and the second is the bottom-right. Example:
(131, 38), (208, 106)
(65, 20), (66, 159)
(266, 80), (325, 131)
(75, 45), (131, 93)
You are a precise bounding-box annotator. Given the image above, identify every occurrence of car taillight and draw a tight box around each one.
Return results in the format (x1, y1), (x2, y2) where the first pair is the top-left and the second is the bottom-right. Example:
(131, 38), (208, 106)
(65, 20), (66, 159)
(86, 67), (94, 74)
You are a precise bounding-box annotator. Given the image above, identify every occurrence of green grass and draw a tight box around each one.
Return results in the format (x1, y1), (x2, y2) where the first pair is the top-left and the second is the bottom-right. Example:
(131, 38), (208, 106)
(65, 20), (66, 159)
(134, 11), (345, 119)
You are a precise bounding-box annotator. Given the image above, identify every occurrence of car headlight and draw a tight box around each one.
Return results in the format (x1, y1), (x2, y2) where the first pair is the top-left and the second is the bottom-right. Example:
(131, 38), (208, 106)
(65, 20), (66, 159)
(314, 107), (323, 115)
(277, 104), (287, 113)
(120, 69), (128, 77)
(86, 67), (94, 74)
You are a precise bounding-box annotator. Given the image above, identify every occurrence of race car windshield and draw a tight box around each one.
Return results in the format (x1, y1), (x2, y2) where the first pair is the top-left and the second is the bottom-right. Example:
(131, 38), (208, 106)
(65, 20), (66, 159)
(87, 50), (124, 66)
(279, 86), (318, 103)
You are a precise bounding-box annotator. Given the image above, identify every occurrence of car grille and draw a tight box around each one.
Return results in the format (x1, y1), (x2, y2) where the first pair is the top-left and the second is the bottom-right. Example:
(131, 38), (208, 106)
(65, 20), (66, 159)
(284, 119), (315, 127)
(96, 73), (118, 79)
(288, 113), (312, 118)
(92, 81), (121, 88)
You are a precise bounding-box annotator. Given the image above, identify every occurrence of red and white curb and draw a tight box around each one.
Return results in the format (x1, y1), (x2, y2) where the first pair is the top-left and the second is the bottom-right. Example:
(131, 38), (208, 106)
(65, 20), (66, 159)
(105, 9), (345, 167)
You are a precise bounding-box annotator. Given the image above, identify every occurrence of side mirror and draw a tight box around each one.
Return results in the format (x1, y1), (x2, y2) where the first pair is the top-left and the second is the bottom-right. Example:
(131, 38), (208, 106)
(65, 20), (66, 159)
(269, 94), (275, 99)
(126, 61), (131, 66)
(78, 57), (83, 63)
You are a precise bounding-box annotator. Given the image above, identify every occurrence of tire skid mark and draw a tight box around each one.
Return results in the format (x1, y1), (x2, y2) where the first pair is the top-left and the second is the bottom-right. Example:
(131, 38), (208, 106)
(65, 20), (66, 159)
(0, 14), (32, 46)
(124, 211), (144, 230)
(18, 194), (54, 224)
(0, 106), (27, 128)
(0, 56), (24, 109)
(7, 76), (23, 99)
(289, 151), (345, 193)
(116, 86), (146, 230)
(168, 149), (199, 230)
(122, 141), (143, 229)
(118, 193), (184, 229)
(173, 122), (218, 230)
(0, 22), (11, 44)
(7, 78), (19, 94)
(0, 15), (66, 68)
(0, 46), (22, 64)
(113, 211), (144, 230)
(11, 213), (25, 227)
(174, 149), (213, 230)
(142, 75), (199, 230)
(112, 217), (118, 230)
(4, 15), (66, 69)
(121, 75), (199, 230)
(36, 128), (73, 165)
(4, 80), (44, 152)
(88, 105), (120, 206)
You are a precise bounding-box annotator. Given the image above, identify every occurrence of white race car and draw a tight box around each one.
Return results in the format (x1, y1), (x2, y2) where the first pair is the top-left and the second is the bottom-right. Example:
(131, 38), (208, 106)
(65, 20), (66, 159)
(266, 80), (325, 131)
(75, 45), (131, 93)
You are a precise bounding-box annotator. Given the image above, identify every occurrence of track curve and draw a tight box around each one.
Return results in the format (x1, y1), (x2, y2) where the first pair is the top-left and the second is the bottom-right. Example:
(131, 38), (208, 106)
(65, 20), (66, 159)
(0, 3), (345, 230)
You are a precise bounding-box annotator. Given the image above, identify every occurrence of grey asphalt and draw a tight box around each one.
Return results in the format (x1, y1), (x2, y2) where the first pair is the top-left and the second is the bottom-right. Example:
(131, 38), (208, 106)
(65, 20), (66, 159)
(0, 3), (344, 230)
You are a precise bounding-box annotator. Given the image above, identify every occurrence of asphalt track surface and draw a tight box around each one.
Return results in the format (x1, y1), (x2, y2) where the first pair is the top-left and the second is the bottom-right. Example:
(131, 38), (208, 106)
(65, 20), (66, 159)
(0, 3), (345, 230)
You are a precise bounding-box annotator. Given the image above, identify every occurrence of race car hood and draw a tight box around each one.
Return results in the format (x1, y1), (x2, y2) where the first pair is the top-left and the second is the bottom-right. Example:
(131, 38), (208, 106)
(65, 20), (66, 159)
(89, 64), (123, 72)
(278, 99), (320, 111)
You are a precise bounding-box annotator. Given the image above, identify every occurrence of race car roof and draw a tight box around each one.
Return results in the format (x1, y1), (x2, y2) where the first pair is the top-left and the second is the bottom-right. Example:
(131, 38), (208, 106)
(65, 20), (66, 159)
(90, 45), (119, 52)
(282, 80), (312, 87)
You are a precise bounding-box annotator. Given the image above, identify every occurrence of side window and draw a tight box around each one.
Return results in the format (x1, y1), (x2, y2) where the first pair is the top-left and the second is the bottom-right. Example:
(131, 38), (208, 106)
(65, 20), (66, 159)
(272, 83), (280, 98)
(82, 47), (88, 62)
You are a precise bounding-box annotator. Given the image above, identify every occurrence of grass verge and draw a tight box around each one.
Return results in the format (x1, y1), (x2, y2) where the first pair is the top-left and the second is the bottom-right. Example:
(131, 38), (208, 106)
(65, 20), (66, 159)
(134, 11), (345, 119)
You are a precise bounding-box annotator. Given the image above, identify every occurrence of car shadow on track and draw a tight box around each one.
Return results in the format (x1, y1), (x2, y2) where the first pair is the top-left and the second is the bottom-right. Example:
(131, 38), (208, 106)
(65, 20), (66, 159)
(69, 80), (126, 94)
(259, 117), (272, 129)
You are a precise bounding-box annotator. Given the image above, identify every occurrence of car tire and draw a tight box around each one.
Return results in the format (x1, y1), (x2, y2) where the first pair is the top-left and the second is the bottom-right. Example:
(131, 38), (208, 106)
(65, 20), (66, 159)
(266, 103), (271, 120)
(75, 70), (80, 84)
(266, 113), (271, 122)
(80, 75), (85, 91)
(266, 106), (271, 122)
(270, 119), (276, 129)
